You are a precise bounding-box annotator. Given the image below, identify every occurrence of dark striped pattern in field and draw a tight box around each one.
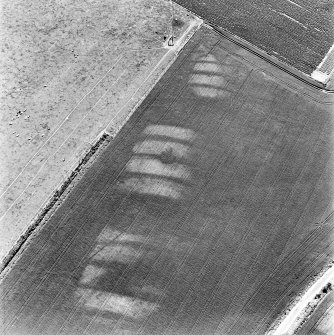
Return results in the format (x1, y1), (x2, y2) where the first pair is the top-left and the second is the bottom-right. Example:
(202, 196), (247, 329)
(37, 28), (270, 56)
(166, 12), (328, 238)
(174, 0), (334, 74)
(1, 27), (334, 335)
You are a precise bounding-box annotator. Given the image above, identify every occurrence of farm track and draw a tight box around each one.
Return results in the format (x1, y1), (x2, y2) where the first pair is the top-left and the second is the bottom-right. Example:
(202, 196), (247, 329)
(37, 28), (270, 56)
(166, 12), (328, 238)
(1, 26), (333, 335)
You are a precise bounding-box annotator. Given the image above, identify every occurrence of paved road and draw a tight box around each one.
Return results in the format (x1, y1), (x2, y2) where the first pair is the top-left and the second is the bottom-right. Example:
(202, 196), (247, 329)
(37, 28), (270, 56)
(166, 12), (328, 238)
(1, 26), (334, 335)
(174, 0), (334, 75)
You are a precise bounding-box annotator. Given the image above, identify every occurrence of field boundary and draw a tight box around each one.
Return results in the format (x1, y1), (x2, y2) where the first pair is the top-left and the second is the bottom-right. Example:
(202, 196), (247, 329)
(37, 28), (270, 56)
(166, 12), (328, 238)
(208, 23), (334, 93)
(0, 132), (112, 276)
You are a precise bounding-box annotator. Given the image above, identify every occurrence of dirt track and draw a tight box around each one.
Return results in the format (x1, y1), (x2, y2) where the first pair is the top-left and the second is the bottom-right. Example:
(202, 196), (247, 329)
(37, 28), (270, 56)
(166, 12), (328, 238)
(2, 26), (333, 335)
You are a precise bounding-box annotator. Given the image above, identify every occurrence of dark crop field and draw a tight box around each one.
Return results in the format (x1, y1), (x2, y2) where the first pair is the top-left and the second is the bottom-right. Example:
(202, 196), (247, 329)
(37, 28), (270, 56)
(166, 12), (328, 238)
(174, 0), (334, 75)
(1, 26), (334, 335)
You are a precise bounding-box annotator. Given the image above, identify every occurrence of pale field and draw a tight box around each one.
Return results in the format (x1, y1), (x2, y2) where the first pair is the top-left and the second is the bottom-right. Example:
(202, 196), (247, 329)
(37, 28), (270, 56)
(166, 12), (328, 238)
(1, 26), (333, 335)
(0, 0), (198, 263)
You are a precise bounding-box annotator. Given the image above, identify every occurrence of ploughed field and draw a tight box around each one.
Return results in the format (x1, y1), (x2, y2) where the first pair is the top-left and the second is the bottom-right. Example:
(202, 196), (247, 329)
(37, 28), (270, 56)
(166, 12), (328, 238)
(174, 0), (334, 75)
(1, 27), (334, 335)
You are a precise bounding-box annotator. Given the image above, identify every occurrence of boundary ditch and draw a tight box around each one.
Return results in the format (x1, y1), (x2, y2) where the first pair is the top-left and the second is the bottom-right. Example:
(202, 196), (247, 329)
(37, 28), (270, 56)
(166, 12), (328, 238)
(0, 133), (111, 276)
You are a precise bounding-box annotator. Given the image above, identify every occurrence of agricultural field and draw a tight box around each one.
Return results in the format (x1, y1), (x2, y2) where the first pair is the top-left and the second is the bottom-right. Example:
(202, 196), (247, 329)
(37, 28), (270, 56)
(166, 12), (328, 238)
(174, 0), (334, 75)
(1, 26), (334, 335)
